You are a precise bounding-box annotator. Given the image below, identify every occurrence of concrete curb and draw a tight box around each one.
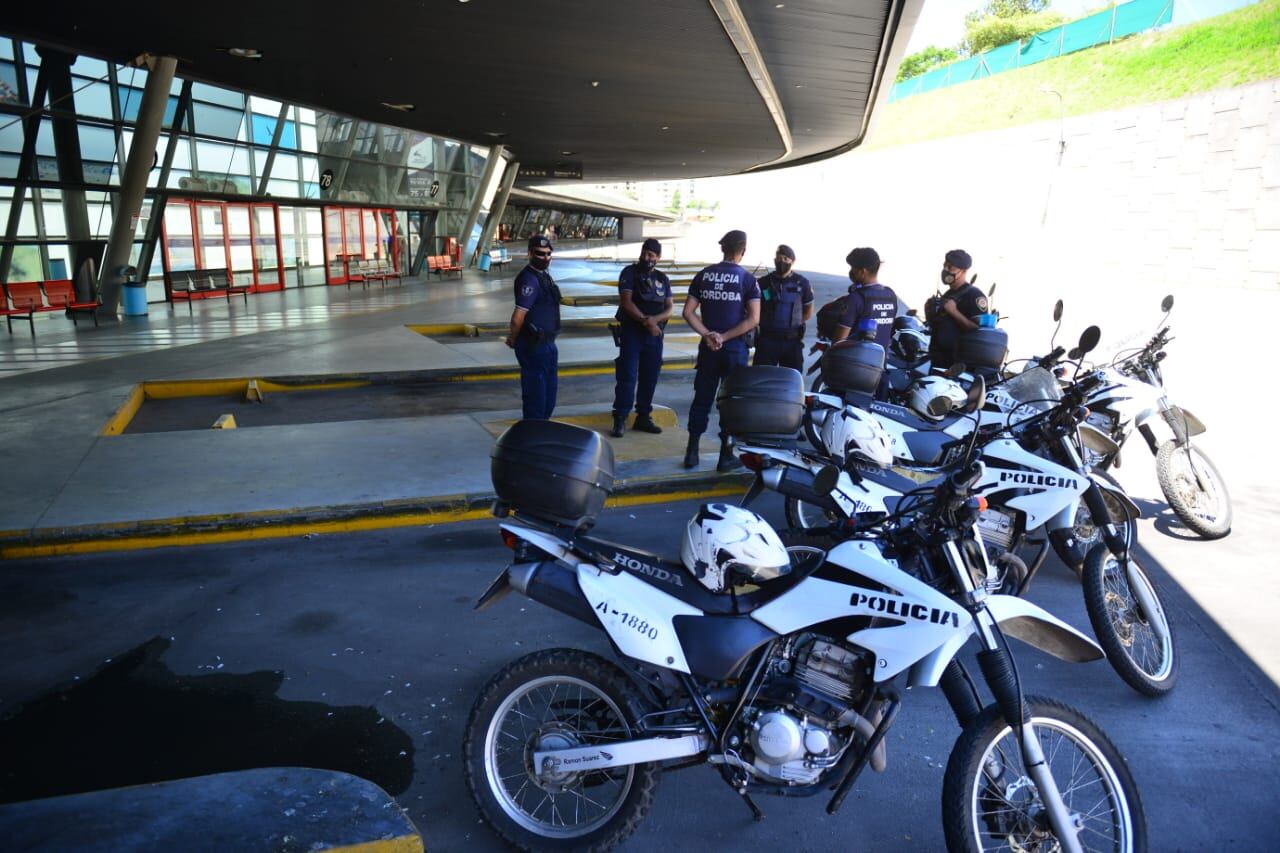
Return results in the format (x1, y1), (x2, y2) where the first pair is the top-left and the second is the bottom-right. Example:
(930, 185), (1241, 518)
(0, 469), (752, 559)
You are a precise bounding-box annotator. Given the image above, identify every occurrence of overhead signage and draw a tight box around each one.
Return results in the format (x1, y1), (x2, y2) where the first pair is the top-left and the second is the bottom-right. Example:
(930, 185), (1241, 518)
(521, 162), (583, 180)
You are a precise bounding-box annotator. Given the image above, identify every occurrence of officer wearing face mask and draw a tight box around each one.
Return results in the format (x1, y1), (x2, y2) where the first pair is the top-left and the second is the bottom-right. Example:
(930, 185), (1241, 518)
(753, 244), (814, 371)
(834, 247), (898, 351)
(506, 235), (563, 419)
(611, 238), (674, 437)
(682, 229), (761, 471)
(926, 249), (987, 370)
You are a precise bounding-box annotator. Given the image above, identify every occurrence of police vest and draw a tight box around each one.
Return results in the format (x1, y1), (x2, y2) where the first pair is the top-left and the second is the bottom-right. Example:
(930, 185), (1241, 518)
(760, 274), (806, 334)
(618, 264), (670, 324)
(518, 267), (562, 337)
(929, 283), (987, 363)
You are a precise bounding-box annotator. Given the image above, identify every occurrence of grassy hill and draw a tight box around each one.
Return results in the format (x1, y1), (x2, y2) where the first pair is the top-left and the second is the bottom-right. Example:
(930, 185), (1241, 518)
(868, 0), (1280, 149)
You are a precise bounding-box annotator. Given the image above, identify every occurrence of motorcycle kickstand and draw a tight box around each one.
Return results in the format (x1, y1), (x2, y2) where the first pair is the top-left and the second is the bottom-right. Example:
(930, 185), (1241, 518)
(739, 790), (765, 822)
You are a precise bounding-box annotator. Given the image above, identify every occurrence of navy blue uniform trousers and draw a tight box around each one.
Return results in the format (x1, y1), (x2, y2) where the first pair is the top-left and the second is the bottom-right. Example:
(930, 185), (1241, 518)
(515, 339), (558, 420)
(688, 339), (748, 439)
(753, 332), (804, 371)
(612, 322), (664, 419)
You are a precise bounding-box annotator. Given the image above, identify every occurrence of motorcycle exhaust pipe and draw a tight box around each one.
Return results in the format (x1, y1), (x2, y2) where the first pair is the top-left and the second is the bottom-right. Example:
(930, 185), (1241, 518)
(762, 466), (842, 515)
(509, 560), (598, 628)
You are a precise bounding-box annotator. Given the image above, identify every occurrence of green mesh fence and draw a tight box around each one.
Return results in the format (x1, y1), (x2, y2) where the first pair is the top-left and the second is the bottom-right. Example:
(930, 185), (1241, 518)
(890, 0), (1175, 102)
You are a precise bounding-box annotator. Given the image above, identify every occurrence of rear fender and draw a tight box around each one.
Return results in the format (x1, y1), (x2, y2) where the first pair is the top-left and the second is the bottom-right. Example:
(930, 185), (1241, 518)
(499, 522), (582, 567)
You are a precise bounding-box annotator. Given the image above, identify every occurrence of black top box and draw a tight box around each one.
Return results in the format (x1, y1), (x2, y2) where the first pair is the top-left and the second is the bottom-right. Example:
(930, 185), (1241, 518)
(821, 339), (885, 395)
(958, 326), (1008, 370)
(492, 420), (615, 527)
(718, 365), (805, 438)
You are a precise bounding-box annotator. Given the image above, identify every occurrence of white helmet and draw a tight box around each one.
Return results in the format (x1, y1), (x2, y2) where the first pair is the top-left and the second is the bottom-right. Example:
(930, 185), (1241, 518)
(681, 503), (790, 594)
(907, 376), (968, 421)
(893, 328), (929, 361)
(818, 406), (893, 468)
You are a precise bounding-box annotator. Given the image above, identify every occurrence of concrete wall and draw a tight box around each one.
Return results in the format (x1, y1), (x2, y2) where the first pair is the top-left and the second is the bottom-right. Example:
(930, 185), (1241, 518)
(681, 77), (1280, 324)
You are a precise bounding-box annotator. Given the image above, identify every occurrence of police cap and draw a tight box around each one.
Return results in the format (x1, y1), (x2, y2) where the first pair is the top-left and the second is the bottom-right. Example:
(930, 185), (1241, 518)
(528, 235), (554, 251)
(719, 230), (748, 251)
(776, 244), (796, 260)
(845, 247), (881, 270)
(641, 238), (663, 256)
(945, 249), (972, 269)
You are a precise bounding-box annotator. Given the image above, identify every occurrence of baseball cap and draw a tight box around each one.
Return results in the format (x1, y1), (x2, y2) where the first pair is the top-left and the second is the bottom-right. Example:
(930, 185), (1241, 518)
(944, 249), (972, 269)
(641, 238), (663, 256)
(776, 244), (795, 260)
(528, 235), (553, 251)
(845, 247), (881, 269)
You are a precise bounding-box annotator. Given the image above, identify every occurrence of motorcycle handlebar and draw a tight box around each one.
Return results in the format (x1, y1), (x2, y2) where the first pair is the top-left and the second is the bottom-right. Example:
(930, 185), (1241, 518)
(1038, 346), (1066, 367)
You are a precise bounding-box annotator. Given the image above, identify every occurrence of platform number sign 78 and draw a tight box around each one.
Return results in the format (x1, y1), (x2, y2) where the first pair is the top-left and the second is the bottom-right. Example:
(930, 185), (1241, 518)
(319, 169), (334, 190)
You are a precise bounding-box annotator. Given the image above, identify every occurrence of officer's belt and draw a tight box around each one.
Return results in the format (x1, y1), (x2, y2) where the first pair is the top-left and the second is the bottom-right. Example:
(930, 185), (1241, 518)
(758, 327), (805, 340)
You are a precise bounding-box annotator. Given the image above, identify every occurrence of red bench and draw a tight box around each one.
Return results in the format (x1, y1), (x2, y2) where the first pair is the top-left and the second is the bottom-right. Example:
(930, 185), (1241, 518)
(428, 255), (462, 279)
(3, 281), (61, 333)
(41, 279), (101, 327)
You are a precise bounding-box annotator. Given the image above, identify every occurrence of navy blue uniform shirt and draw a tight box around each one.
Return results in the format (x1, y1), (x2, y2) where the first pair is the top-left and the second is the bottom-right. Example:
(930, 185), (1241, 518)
(758, 271), (813, 333)
(688, 262), (760, 333)
(840, 282), (898, 351)
(618, 263), (672, 322)
(514, 264), (561, 337)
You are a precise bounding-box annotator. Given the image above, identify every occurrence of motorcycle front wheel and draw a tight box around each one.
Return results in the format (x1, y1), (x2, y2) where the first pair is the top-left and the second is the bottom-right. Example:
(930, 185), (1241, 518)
(1055, 471), (1137, 574)
(1082, 544), (1178, 697)
(942, 696), (1147, 853)
(463, 648), (659, 851)
(1155, 440), (1232, 539)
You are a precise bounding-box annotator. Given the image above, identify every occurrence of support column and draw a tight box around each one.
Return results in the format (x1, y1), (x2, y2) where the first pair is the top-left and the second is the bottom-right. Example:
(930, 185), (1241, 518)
(98, 54), (177, 317)
(137, 79), (193, 285)
(256, 101), (291, 196)
(473, 159), (519, 265)
(457, 145), (504, 263)
(410, 210), (438, 276)
(39, 48), (96, 297)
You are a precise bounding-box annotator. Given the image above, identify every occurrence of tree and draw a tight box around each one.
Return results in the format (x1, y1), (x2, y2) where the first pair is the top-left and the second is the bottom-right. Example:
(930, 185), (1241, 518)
(962, 9), (1064, 54)
(965, 0), (1052, 26)
(668, 189), (682, 214)
(896, 45), (961, 82)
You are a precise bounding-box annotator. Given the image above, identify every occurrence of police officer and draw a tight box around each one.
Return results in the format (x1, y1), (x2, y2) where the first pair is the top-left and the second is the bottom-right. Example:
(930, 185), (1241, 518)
(682, 230), (761, 472)
(611, 238), (674, 437)
(505, 235), (562, 419)
(926, 249), (987, 370)
(753, 244), (814, 371)
(834, 247), (898, 351)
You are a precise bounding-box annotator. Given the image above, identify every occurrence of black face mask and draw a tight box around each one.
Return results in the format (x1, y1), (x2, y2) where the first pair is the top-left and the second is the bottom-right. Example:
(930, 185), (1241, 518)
(531, 256), (551, 271)
(638, 258), (656, 271)
(941, 270), (957, 286)
(775, 261), (792, 275)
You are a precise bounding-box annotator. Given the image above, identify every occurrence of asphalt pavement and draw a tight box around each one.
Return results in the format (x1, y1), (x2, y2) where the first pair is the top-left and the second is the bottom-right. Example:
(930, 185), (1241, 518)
(2, 496), (1277, 851)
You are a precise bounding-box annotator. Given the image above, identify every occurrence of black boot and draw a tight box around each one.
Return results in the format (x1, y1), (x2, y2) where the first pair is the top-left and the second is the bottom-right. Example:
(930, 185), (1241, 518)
(610, 415), (626, 438)
(683, 434), (701, 468)
(717, 438), (740, 473)
(632, 414), (663, 434)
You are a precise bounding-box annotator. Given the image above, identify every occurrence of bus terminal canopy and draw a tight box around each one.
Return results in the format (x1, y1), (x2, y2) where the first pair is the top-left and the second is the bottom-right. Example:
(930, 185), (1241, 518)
(5, 0), (920, 183)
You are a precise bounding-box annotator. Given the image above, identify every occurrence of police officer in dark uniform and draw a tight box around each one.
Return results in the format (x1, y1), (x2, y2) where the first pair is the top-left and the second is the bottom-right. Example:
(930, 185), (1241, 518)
(505, 235), (562, 419)
(682, 230), (761, 472)
(611, 238), (674, 437)
(926, 249), (987, 370)
(834, 247), (898, 351)
(753, 244), (814, 371)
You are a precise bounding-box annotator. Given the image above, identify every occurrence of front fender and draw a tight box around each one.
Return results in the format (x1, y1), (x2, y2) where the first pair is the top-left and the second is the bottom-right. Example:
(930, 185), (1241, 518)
(1169, 405), (1206, 437)
(985, 595), (1103, 663)
(1089, 473), (1142, 520)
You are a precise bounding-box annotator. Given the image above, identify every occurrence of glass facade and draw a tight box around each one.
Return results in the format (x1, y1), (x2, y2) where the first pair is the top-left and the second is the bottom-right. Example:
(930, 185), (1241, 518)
(0, 34), (495, 302)
(499, 207), (619, 243)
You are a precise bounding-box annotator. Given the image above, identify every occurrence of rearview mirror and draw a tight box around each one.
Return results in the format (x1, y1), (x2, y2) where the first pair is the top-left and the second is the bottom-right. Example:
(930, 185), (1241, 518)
(1053, 299), (1063, 322)
(987, 281), (996, 298)
(814, 464), (840, 496)
(1161, 294), (1174, 313)
(1077, 325), (1101, 355)
(964, 376), (986, 414)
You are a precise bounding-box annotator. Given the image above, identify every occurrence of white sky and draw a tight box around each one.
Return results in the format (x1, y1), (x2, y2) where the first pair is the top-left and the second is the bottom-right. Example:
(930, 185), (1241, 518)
(905, 0), (1100, 53)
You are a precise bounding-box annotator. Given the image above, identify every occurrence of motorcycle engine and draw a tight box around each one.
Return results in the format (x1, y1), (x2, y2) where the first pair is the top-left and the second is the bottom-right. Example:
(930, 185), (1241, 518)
(737, 636), (870, 785)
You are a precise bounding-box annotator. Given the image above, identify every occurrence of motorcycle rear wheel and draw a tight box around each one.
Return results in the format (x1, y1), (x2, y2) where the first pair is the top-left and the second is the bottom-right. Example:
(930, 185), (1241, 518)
(785, 495), (840, 532)
(942, 696), (1147, 853)
(463, 648), (659, 851)
(1155, 440), (1231, 539)
(1082, 544), (1178, 697)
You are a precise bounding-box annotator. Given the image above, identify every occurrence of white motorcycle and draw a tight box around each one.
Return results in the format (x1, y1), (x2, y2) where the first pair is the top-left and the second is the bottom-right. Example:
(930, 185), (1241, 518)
(466, 418), (1146, 851)
(1081, 295), (1231, 539)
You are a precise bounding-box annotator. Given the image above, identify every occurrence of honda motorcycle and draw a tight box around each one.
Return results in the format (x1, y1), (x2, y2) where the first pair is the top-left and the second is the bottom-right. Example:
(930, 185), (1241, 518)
(1080, 295), (1231, 539)
(465, 416), (1146, 852)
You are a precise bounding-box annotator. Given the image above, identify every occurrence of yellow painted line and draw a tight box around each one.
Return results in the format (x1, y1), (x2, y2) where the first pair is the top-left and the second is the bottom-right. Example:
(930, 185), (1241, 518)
(100, 384), (145, 436)
(405, 322), (470, 336)
(0, 481), (742, 559)
(325, 833), (425, 853)
(449, 358), (697, 383)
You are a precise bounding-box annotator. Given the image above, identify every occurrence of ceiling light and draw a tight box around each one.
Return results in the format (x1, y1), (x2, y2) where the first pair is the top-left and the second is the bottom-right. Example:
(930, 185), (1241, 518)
(561, 150), (577, 156)
(381, 102), (416, 112)
(483, 131), (506, 138)
(591, 81), (600, 87)
(661, 126), (670, 131)
(224, 47), (262, 59)
(776, 3), (785, 7)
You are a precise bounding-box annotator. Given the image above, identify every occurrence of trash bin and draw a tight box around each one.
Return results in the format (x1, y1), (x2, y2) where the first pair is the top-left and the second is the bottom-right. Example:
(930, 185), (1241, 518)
(118, 266), (147, 317)
(478, 252), (492, 272)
